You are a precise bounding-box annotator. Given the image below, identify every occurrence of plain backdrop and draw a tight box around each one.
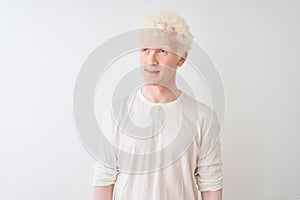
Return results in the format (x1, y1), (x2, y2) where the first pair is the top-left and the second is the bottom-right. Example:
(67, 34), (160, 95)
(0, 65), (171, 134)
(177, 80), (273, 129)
(1, 0), (299, 199)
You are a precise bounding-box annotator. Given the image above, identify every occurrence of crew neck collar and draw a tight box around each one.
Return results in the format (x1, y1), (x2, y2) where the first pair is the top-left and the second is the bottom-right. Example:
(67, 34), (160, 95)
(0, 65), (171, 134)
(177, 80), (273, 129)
(137, 87), (183, 106)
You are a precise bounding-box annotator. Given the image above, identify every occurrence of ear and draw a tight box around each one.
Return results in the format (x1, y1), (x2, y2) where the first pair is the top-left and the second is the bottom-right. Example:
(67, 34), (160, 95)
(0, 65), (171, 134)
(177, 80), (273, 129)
(177, 52), (188, 67)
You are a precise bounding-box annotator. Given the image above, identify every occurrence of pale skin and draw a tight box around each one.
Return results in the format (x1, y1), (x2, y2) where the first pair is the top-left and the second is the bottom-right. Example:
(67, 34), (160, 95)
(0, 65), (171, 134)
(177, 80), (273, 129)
(93, 48), (222, 200)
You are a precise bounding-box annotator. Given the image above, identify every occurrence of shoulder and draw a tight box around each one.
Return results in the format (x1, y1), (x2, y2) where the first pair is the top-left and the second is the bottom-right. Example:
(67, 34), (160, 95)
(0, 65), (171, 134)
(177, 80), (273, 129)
(181, 91), (215, 119)
(180, 92), (220, 135)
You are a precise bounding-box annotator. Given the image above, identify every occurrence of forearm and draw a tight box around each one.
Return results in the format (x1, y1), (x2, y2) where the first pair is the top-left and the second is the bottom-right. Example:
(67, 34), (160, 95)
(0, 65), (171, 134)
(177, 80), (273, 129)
(201, 189), (222, 200)
(93, 184), (114, 200)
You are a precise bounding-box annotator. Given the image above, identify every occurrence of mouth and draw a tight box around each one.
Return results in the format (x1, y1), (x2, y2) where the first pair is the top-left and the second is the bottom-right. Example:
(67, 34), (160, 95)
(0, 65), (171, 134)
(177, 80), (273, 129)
(144, 69), (160, 74)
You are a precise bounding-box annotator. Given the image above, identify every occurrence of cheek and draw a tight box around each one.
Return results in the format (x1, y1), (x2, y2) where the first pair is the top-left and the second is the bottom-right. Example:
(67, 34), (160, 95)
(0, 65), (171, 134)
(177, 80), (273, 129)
(139, 54), (146, 64)
(164, 57), (179, 67)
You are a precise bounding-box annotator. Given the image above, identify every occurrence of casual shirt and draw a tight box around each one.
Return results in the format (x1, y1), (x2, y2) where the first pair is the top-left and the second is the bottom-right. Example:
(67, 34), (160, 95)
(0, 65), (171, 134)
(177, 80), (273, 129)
(93, 88), (223, 200)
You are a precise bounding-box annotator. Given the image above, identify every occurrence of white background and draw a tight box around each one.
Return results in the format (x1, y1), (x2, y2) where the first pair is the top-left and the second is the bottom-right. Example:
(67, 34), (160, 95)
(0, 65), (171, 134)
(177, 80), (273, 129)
(1, 0), (299, 199)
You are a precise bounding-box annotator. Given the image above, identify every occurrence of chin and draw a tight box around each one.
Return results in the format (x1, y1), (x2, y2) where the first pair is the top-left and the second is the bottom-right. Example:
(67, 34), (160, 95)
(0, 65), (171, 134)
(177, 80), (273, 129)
(144, 82), (159, 86)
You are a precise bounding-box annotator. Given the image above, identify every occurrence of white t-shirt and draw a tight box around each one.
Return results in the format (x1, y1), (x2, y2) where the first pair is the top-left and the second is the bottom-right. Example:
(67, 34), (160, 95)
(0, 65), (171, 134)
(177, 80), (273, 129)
(93, 88), (223, 200)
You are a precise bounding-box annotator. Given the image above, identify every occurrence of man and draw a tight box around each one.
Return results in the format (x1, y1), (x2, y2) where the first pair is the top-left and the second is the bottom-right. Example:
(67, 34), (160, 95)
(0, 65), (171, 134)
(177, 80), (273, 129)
(93, 10), (223, 200)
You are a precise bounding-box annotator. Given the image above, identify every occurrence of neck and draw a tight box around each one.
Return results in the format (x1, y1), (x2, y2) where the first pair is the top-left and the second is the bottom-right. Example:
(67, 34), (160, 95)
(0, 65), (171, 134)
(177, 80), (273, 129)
(141, 84), (181, 103)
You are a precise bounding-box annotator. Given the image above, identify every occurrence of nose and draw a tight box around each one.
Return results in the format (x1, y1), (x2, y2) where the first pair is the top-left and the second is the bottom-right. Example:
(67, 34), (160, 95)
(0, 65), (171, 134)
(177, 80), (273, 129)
(148, 51), (158, 66)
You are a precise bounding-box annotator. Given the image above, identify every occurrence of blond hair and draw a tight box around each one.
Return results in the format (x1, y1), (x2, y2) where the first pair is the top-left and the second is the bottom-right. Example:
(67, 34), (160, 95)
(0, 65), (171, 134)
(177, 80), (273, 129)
(138, 9), (193, 41)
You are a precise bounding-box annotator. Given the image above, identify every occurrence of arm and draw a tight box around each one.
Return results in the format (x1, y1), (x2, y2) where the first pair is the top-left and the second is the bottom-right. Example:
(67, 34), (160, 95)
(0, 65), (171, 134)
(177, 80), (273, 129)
(93, 184), (114, 200)
(93, 109), (119, 200)
(195, 109), (223, 199)
(201, 189), (222, 200)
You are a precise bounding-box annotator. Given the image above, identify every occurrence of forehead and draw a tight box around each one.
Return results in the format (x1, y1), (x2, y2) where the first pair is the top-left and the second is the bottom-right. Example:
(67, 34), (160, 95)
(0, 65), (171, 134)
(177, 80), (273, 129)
(137, 28), (190, 57)
(139, 48), (179, 58)
(141, 48), (167, 51)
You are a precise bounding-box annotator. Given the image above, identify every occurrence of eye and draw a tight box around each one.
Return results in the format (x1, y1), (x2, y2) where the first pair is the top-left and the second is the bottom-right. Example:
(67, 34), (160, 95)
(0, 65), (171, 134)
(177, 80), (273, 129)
(158, 49), (168, 55)
(141, 48), (149, 53)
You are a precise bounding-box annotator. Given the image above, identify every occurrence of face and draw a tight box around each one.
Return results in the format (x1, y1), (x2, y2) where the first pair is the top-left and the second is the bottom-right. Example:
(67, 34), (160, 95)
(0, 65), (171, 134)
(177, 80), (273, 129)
(139, 48), (186, 86)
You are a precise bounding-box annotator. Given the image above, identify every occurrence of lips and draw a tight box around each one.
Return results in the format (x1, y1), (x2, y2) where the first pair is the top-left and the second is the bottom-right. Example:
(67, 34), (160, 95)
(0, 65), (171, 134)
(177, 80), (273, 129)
(145, 68), (160, 74)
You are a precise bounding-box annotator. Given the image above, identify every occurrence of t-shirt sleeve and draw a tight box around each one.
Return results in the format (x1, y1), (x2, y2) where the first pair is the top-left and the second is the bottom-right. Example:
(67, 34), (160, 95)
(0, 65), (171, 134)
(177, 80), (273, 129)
(194, 109), (223, 192)
(93, 162), (118, 186)
(93, 108), (119, 186)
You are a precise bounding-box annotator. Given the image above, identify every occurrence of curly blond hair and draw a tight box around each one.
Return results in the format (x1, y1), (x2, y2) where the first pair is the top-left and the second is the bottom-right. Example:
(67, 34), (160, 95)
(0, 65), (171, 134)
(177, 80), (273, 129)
(138, 9), (193, 41)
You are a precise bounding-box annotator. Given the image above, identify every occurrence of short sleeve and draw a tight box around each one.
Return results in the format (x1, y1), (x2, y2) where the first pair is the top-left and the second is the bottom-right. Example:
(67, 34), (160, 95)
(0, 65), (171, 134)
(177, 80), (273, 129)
(194, 109), (223, 191)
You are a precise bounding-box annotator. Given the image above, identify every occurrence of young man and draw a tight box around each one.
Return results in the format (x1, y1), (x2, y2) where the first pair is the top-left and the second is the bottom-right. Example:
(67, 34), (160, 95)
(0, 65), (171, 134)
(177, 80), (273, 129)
(93, 10), (223, 200)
